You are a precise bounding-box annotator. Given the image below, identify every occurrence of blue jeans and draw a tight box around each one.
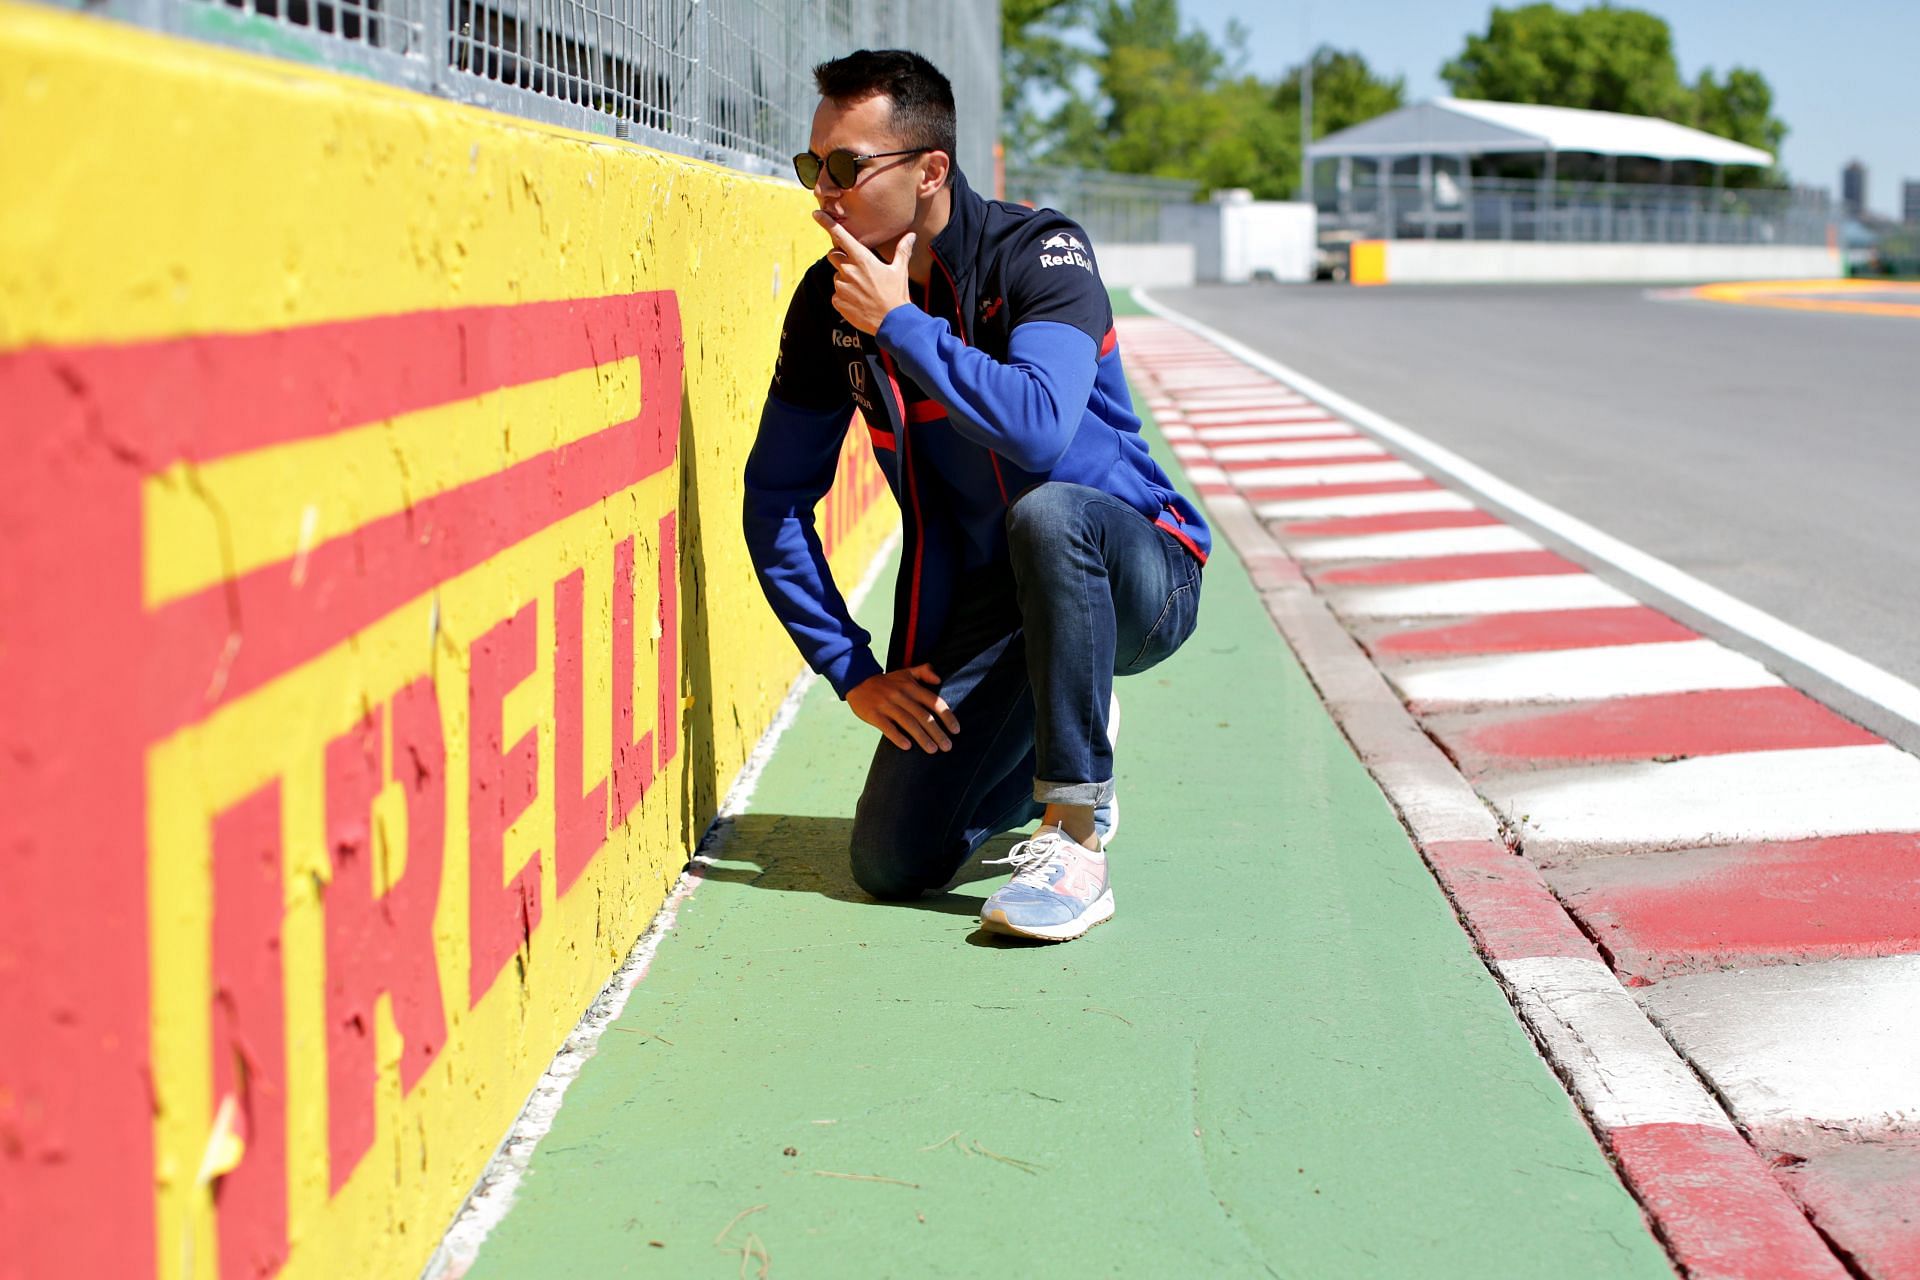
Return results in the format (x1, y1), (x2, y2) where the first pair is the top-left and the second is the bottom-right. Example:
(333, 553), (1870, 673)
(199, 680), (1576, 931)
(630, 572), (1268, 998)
(849, 483), (1203, 899)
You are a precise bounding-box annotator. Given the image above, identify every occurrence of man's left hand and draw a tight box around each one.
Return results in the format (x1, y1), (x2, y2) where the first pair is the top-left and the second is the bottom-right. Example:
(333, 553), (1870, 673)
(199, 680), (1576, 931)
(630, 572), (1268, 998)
(815, 210), (913, 335)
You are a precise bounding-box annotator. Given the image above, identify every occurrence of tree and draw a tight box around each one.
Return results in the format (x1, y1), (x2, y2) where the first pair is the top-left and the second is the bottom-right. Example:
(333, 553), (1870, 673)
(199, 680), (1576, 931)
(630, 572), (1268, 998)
(1441, 3), (1690, 118)
(1440, 4), (1790, 184)
(1279, 47), (1407, 138)
(1012, 0), (1404, 200)
(1001, 0), (1093, 164)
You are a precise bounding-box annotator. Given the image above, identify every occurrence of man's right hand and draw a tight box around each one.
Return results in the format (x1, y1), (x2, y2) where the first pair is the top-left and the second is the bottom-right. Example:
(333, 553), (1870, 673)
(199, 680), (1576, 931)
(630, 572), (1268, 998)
(848, 664), (961, 752)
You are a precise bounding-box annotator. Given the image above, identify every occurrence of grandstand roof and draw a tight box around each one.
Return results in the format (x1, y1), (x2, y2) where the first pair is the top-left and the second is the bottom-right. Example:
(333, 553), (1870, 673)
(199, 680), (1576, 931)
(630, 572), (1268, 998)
(1307, 97), (1773, 168)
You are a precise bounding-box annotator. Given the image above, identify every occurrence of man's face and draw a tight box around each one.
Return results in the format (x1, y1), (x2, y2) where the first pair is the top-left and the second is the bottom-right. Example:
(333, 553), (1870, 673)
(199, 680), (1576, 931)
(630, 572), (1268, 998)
(806, 93), (929, 253)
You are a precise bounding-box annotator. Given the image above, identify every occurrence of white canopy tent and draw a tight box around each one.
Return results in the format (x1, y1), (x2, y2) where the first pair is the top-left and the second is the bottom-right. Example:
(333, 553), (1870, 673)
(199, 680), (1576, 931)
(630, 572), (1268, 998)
(1305, 97), (1782, 243)
(1307, 97), (1774, 170)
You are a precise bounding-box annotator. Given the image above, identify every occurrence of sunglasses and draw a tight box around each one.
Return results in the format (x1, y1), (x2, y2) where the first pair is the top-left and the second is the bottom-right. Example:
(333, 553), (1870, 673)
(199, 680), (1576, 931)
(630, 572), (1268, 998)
(792, 147), (933, 191)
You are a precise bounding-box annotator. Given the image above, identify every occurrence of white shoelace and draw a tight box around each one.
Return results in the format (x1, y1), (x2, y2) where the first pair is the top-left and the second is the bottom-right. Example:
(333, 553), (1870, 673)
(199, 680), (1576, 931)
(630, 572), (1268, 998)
(983, 826), (1082, 888)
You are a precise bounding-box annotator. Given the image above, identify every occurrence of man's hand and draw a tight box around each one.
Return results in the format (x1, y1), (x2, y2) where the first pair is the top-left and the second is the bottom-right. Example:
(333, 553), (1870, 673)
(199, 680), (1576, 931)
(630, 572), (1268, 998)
(847, 664), (960, 752)
(815, 210), (913, 335)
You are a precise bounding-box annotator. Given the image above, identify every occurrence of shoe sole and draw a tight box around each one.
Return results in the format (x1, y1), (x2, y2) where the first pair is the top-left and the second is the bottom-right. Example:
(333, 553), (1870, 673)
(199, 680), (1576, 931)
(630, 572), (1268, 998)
(980, 890), (1115, 942)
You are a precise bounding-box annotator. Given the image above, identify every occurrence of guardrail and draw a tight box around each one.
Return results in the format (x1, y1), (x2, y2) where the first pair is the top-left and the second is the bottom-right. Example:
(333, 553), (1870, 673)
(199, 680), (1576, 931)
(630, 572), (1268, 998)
(1317, 176), (1832, 246)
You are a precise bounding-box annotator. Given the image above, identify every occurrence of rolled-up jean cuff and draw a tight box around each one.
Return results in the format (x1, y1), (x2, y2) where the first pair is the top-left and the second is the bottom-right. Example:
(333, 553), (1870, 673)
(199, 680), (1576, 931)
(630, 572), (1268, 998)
(1032, 777), (1113, 806)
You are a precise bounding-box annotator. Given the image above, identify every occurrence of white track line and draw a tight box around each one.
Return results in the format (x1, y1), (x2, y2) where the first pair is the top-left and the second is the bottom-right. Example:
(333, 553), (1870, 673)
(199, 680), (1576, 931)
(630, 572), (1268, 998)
(1208, 438), (1386, 463)
(1134, 291), (1920, 733)
(1389, 639), (1780, 705)
(1332, 574), (1635, 619)
(1259, 490), (1468, 519)
(1639, 954), (1920, 1129)
(1483, 744), (1920, 852)
(1497, 956), (1736, 1130)
(1223, 460), (1426, 488)
(1289, 525), (1538, 562)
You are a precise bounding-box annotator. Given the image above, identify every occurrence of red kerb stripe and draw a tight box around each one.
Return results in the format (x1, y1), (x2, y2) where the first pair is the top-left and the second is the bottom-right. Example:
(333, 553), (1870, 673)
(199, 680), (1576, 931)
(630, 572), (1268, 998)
(1371, 606), (1697, 657)
(1282, 510), (1498, 538)
(1313, 550), (1583, 586)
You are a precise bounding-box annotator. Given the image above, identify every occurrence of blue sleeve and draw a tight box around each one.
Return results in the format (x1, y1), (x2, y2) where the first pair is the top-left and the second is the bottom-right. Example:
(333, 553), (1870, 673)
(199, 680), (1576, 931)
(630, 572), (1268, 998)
(873, 308), (1097, 474)
(741, 394), (885, 698)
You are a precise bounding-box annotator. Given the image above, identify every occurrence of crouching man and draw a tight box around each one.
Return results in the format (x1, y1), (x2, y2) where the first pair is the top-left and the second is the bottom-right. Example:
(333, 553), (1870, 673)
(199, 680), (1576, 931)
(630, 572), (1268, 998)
(743, 49), (1208, 941)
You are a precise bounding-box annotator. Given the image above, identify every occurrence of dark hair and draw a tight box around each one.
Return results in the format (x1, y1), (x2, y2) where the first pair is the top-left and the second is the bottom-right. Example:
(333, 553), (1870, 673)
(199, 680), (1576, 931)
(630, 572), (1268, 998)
(812, 49), (957, 173)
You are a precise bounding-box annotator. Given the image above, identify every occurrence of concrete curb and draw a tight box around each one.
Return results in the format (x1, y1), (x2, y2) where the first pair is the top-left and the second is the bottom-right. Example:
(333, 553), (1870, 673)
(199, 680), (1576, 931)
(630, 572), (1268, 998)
(1130, 314), (1849, 1280)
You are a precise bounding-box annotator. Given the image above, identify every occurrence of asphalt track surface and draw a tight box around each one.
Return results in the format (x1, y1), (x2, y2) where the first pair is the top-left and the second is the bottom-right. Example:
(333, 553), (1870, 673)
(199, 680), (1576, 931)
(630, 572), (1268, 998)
(1148, 283), (1920, 752)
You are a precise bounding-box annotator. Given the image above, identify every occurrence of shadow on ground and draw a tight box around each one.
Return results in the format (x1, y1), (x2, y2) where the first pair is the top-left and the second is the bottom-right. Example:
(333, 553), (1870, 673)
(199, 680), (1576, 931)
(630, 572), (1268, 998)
(694, 813), (1043, 947)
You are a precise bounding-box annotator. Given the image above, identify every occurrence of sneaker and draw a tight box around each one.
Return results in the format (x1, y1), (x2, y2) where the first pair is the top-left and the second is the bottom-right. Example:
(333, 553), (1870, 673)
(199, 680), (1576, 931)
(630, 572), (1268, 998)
(1093, 691), (1120, 849)
(979, 825), (1115, 941)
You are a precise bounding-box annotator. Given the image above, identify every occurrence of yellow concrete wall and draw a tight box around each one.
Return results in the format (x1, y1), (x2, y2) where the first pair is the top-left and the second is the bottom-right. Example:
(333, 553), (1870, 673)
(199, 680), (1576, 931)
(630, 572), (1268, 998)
(0, 4), (894, 1277)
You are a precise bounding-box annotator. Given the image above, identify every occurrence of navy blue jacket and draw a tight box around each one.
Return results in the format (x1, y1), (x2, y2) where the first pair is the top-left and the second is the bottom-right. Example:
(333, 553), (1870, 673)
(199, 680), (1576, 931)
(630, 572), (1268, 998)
(743, 167), (1210, 698)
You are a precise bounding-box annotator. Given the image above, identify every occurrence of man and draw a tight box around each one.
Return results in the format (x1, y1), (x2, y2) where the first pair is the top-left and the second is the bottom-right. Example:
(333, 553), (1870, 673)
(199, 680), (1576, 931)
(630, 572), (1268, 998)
(742, 49), (1208, 942)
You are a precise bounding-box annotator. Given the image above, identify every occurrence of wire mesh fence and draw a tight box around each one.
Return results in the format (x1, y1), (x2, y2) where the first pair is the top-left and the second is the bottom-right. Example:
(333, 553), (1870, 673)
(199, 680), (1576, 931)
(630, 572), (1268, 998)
(52, 0), (998, 180)
(1003, 165), (1201, 247)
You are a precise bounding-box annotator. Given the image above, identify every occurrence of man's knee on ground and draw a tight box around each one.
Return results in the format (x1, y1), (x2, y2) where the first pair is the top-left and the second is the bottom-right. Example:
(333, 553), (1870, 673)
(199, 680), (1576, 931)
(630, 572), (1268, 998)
(847, 822), (943, 901)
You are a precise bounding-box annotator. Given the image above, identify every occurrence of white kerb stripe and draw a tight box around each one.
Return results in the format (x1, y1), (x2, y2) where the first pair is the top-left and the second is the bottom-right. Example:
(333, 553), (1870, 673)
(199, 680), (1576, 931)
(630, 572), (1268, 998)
(1289, 525), (1539, 562)
(1182, 404), (1324, 421)
(1485, 744), (1920, 852)
(1333, 574), (1636, 620)
(1166, 391), (1311, 408)
(1172, 443), (1210, 461)
(1196, 423), (1360, 443)
(1639, 954), (1920, 1129)
(1158, 425), (1197, 441)
(1389, 638), (1780, 705)
(1260, 490), (1472, 519)
(1133, 288), (1920, 732)
(1209, 439), (1386, 464)
(1226, 460), (1425, 488)
(1183, 464), (1228, 485)
(1496, 956), (1734, 1130)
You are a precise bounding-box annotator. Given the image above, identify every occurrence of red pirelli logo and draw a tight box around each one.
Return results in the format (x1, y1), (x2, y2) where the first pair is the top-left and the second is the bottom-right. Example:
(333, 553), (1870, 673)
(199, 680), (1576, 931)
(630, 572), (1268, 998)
(0, 292), (729, 1277)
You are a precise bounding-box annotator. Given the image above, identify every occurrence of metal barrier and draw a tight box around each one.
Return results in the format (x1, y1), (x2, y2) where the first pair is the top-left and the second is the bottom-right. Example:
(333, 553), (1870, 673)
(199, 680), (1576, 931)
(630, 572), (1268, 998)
(1004, 164), (1200, 246)
(1317, 174), (1832, 246)
(47, 0), (998, 181)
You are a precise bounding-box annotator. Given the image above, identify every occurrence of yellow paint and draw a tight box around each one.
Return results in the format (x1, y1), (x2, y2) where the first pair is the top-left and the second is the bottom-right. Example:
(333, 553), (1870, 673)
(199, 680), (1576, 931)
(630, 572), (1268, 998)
(1688, 278), (1920, 319)
(147, 467), (680, 1279)
(1349, 239), (1388, 287)
(2, 3), (897, 1277)
(141, 357), (641, 606)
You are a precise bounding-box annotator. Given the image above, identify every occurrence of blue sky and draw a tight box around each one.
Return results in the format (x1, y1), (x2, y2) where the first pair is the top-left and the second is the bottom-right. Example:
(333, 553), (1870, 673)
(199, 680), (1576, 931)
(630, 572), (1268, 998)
(1177, 0), (1918, 219)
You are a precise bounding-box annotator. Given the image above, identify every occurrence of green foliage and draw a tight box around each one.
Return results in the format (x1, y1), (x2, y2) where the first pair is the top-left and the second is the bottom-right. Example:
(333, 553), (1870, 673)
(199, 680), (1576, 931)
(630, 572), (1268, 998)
(1441, 3), (1690, 117)
(1001, 0), (1093, 161)
(1002, 0), (1404, 198)
(1441, 3), (1790, 184)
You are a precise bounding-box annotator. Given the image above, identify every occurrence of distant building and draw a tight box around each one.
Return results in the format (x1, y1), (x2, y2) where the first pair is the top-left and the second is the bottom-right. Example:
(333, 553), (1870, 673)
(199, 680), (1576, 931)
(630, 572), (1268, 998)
(1842, 160), (1867, 217)
(1905, 180), (1920, 226)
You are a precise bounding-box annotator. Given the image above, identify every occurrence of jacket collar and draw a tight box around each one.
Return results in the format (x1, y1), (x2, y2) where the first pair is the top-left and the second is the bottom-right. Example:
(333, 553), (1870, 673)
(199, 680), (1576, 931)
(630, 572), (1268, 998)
(928, 166), (986, 290)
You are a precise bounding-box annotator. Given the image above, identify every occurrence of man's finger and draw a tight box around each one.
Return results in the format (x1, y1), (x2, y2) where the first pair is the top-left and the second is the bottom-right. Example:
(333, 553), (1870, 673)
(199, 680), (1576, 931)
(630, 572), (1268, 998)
(892, 232), (916, 266)
(898, 679), (960, 733)
(822, 217), (879, 264)
(906, 663), (941, 684)
(889, 698), (950, 752)
(931, 696), (960, 734)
